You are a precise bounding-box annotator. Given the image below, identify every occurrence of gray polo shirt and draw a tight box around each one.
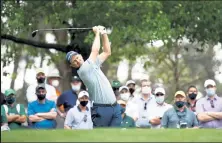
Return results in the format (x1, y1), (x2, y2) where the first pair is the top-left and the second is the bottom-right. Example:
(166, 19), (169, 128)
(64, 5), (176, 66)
(196, 95), (222, 128)
(161, 106), (198, 128)
(77, 57), (116, 104)
(64, 105), (93, 130)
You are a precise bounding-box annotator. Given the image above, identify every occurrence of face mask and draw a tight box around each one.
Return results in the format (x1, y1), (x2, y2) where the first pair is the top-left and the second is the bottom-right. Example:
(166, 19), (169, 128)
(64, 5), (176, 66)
(156, 96), (165, 104)
(120, 93), (130, 101)
(206, 88), (215, 97)
(188, 93), (197, 100)
(51, 80), (59, 87)
(37, 77), (45, 84)
(80, 101), (88, 107)
(142, 87), (151, 94)
(129, 88), (135, 94)
(37, 94), (46, 100)
(175, 101), (185, 108)
(71, 84), (81, 92)
(6, 97), (15, 104)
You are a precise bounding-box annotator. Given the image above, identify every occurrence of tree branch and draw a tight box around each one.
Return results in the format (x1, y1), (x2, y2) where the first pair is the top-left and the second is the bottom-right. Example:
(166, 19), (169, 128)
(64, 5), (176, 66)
(1, 34), (68, 53)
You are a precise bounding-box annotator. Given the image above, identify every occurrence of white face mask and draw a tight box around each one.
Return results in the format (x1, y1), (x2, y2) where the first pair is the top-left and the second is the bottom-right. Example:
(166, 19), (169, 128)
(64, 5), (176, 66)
(51, 80), (59, 87)
(156, 96), (165, 104)
(142, 87), (151, 94)
(71, 84), (81, 92)
(120, 93), (130, 101)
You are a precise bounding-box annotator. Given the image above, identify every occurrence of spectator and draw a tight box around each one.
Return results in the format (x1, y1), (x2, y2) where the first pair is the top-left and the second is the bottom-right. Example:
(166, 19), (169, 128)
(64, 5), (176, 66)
(148, 87), (172, 129)
(118, 100), (135, 128)
(111, 80), (121, 100)
(64, 90), (93, 130)
(119, 86), (139, 121)
(196, 79), (222, 128)
(126, 80), (136, 101)
(47, 72), (62, 98)
(1, 89), (27, 129)
(28, 84), (57, 129)
(134, 80), (156, 128)
(57, 76), (82, 116)
(186, 85), (198, 113)
(161, 91), (199, 129)
(26, 68), (57, 103)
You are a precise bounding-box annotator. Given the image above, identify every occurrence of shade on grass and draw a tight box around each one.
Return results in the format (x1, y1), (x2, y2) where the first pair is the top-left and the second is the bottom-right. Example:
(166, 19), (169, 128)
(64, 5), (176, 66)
(1, 128), (221, 142)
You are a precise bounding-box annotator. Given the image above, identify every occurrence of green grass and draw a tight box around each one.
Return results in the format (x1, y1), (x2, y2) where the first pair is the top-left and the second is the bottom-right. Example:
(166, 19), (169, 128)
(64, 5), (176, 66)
(1, 128), (222, 142)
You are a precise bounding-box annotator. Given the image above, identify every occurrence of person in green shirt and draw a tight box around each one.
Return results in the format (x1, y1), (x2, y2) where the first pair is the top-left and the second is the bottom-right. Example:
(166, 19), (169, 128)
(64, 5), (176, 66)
(118, 100), (135, 128)
(1, 89), (27, 129)
(112, 80), (122, 100)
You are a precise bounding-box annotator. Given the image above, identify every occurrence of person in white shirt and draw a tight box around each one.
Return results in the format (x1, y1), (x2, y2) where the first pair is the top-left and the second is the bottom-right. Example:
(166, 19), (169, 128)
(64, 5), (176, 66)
(118, 86), (139, 121)
(26, 68), (57, 103)
(64, 90), (93, 130)
(148, 87), (172, 129)
(133, 80), (156, 128)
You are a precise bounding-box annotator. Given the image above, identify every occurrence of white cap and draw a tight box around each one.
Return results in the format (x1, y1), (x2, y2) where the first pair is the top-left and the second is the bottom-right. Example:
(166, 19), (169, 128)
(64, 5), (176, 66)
(204, 79), (216, 88)
(47, 71), (61, 78)
(36, 68), (45, 75)
(126, 80), (136, 86)
(154, 87), (166, 95)
(78, 90), (89, 98)
(119, 86), (129, 92)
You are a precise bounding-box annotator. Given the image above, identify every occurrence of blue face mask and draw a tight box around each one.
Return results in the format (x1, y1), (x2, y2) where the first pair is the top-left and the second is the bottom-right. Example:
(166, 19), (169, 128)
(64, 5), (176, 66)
(206, 88), (216, 97)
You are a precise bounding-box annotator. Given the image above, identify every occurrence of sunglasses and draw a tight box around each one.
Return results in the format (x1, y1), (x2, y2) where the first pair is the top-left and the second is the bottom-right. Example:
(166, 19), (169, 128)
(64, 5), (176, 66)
(210, 100), (215, 108)
(156, 93), (164, 96)
(144, 103), (147, 110)
(83, 115), (87, 122)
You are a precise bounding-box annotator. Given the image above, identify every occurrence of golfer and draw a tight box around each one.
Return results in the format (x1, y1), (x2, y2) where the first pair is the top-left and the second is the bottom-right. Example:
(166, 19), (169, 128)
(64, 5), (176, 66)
(66, 26), (121, 127)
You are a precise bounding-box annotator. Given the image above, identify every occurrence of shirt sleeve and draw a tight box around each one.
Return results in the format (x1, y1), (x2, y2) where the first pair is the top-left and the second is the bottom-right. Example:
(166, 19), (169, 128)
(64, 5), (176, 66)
(57, 93), (64, 107)
(161, 111), (168, 128)
(195, 100), (204, 114)
(19, 104), (26, 116)
(50, 101), (57, 112)
(64, 109), (74, 127)
(27, 103), (35, 116)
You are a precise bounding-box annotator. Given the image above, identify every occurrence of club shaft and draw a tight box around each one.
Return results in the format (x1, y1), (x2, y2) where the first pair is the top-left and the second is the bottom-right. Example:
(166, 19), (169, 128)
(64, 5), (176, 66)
(35, 27), (92, 32)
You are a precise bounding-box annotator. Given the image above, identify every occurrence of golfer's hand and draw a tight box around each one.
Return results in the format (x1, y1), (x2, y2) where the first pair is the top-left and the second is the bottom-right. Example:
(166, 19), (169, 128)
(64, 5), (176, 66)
(98, 25), (107, 35)
(93, 26), (100, 35)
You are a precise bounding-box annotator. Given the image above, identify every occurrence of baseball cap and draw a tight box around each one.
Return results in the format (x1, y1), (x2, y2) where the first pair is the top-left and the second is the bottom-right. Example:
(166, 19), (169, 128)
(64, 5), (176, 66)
(111, 80), (121, 88)
(66, 51), (78, 63)
(154, 87), (166, 95)
(36, 68), (45, 75)
(119, 86), (129, 92)
(78, 90), (89, 98)
(4, 89), (16, 97)
(174, 91), (186, 98)
(36, 84), (46, 91)
(47, 72), (61, 78)
(71, 76), (81, 82)
(126, 80), (135, 86)
(204, 79), (216, 88)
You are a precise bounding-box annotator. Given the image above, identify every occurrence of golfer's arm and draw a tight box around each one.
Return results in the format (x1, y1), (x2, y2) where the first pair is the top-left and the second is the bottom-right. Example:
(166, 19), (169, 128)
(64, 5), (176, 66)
(15, 115), (27, 123)
(207, 112), (222, 119)
(89, 33), (100, 62)
(37, 111), (57, 120)
(197, 112), (217, 122)
(98, 34), (111, 62)
(7, 115), (20, 122)
(29, 115), (45, 122)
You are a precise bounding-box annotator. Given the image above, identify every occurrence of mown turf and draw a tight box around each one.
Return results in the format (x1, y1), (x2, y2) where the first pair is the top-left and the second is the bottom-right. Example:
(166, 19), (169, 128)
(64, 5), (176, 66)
(1, 128), (222, 142)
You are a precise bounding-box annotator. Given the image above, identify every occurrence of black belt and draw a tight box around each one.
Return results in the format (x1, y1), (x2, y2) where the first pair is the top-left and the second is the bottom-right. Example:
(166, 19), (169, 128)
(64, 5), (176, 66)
(93, 101), (117, 107)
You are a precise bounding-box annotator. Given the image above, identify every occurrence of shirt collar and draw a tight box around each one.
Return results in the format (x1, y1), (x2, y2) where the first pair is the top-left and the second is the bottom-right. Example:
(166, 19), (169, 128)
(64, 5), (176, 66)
(77, 105), (89, 112)
(140, 95), (152, 102)
(206, 94), (218, 101)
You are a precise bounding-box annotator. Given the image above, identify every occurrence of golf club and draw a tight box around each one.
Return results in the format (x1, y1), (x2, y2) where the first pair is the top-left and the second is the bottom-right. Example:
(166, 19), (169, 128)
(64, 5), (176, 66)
(31, 27), (92, 37)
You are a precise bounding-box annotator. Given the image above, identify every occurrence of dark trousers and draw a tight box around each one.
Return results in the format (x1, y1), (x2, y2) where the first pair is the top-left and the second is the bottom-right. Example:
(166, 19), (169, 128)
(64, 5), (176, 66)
(91, 103), (122, 127)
